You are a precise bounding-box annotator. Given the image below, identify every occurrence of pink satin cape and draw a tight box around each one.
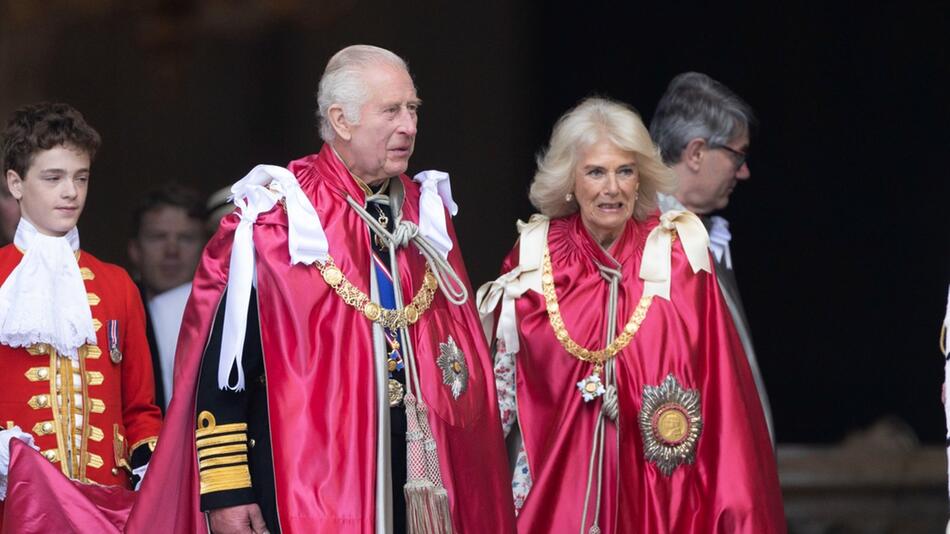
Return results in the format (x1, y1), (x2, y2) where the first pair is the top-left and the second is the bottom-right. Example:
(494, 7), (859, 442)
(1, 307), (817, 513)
(506, 214), (785, 534)
(2, 440), (134, 533)
(119, 145), (515, 533)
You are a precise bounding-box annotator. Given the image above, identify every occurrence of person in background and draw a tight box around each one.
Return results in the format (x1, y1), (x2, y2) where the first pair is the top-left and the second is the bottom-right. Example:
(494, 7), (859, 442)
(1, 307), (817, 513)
(0, 102), (162, 527)
(127, 184), (207, 410)
(650, 72), (774, 441)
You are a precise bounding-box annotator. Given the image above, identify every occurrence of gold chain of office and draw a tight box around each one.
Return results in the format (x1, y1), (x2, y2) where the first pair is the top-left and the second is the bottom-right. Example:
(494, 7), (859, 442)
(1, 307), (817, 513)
(541, 247), (653, 370)
(316, 256), (438, 331)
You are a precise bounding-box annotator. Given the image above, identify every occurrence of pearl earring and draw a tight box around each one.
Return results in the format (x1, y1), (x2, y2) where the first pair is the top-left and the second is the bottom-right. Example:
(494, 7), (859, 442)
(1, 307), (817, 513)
(565, 192), (573, 202)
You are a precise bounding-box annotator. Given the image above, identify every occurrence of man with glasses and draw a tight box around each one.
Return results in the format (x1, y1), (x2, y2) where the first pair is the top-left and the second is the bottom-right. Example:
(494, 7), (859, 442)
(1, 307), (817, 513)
(650, 72), (774, 443)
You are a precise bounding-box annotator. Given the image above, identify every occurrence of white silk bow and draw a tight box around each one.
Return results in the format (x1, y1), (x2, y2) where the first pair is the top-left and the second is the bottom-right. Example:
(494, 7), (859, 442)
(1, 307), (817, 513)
(639, 210), (712, 301)
(412, 170), (458, 259)
(218, 164), (328, 391)
(476, 215), (548, 353)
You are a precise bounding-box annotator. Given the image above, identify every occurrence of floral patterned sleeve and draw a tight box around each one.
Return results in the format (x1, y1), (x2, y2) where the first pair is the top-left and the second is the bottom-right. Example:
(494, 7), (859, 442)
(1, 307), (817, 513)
(493, 340), (532, 512)
(493, 340), (518, 437)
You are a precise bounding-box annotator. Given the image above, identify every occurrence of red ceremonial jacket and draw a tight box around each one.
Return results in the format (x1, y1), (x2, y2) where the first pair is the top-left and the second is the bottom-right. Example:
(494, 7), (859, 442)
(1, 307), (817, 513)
(500, 214), (785, 534)
(0, 245), (162, 527)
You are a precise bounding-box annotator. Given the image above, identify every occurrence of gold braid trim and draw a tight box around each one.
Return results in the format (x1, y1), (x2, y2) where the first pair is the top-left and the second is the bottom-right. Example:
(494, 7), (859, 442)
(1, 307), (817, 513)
(199, 443), (248, 458)
(316, 256), (438, 331)
(199, 454), (249, 469)
(542, 247), (653, 371)
(196, 411), (251, 494)
(200, 465), (252, 494)
(130, 436), (158, 454)
(197, 433), (247, 448)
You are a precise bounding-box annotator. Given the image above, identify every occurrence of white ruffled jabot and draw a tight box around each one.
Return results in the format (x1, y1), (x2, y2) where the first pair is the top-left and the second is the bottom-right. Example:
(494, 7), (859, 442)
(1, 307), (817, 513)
(0, 219), (96, 360)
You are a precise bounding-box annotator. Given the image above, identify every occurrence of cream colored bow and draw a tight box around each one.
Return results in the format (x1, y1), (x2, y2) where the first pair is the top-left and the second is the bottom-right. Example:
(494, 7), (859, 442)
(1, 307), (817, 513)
(475, 215), (549, 352)
(639, 210), (711, 300)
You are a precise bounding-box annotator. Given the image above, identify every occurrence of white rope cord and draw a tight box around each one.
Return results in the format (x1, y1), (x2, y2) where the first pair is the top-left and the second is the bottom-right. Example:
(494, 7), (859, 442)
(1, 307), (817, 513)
(347, 195), (468, 306)
(579, 263), (623, 534)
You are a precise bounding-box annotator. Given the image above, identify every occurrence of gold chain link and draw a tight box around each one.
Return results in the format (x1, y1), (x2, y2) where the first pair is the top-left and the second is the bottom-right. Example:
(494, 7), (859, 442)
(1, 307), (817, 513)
(542, 248), (652, 367)
(316, 256), (438, 331)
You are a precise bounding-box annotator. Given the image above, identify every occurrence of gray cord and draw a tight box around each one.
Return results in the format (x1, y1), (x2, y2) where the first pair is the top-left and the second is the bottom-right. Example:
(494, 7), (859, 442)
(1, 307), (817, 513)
(347, 195), (468, 306)
(580, 261), (623, 534)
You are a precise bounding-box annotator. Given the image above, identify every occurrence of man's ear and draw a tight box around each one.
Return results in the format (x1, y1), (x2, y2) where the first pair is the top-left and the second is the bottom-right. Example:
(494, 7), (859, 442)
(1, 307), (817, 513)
(328, 105), (352, 141)
(682, 138), (706, 173)
(6, 170), (23, 201)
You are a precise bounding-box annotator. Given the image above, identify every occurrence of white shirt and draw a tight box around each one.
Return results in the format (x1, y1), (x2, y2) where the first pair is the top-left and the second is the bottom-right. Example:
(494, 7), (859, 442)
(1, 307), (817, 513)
(148, 282), (192, 409)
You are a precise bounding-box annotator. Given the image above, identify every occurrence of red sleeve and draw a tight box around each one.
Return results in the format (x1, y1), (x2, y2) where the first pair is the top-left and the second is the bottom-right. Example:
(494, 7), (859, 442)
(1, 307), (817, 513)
(117, 268), (163, 452)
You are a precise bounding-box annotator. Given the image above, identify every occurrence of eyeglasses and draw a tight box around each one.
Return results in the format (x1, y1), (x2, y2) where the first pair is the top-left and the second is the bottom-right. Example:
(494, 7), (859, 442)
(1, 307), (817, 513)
(710, 144), (748, 170)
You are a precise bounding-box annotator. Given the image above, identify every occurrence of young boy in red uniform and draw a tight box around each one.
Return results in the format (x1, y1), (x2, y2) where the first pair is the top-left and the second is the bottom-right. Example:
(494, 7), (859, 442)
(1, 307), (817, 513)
(0, 103), (162, 518)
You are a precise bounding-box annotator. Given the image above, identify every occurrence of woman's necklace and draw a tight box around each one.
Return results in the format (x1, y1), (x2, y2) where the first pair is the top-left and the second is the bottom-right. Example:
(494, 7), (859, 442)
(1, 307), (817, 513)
(540, 247), (653, 400)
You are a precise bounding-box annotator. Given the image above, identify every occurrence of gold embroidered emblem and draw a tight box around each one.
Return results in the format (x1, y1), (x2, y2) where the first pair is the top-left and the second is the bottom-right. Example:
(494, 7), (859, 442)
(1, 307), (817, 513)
(638, 374), (702, 476)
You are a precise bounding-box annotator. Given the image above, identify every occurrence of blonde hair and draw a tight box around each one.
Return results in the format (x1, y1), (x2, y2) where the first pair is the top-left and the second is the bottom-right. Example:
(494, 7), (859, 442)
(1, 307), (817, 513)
(529, 97), (676, 221)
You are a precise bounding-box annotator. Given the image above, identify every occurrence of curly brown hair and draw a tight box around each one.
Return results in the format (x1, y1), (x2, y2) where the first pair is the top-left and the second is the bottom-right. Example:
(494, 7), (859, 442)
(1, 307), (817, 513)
(1, 102), (101, 178)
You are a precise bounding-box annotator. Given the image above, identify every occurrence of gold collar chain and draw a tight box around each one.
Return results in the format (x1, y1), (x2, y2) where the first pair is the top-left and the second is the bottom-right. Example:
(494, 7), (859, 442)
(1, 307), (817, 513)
(317, 256), (438, 331)
(541, 247), (653, 370)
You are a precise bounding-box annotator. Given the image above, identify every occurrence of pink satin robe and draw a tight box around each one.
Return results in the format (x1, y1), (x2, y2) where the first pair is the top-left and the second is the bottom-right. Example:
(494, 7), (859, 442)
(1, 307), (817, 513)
(500, 214), (785, 534)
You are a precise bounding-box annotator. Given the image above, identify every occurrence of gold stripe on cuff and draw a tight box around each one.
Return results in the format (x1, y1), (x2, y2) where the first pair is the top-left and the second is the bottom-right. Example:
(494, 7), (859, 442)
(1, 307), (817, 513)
(200, 464), (252, 494)
(197, 432), (247, 449)
(198, 443), (248, 459)
(199, 454), (248, 470)
(196, 422), (248, 439)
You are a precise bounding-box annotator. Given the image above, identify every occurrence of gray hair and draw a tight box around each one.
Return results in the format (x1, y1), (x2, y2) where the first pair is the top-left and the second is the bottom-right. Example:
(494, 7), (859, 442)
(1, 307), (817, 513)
(649, 72), (756, 165)
(316, 45), (410, 142)
(529, 97), (676, 221)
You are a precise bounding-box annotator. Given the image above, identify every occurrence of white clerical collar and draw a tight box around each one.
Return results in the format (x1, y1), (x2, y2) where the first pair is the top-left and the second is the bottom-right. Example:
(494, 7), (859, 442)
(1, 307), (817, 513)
(0, 218), (95, 360)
